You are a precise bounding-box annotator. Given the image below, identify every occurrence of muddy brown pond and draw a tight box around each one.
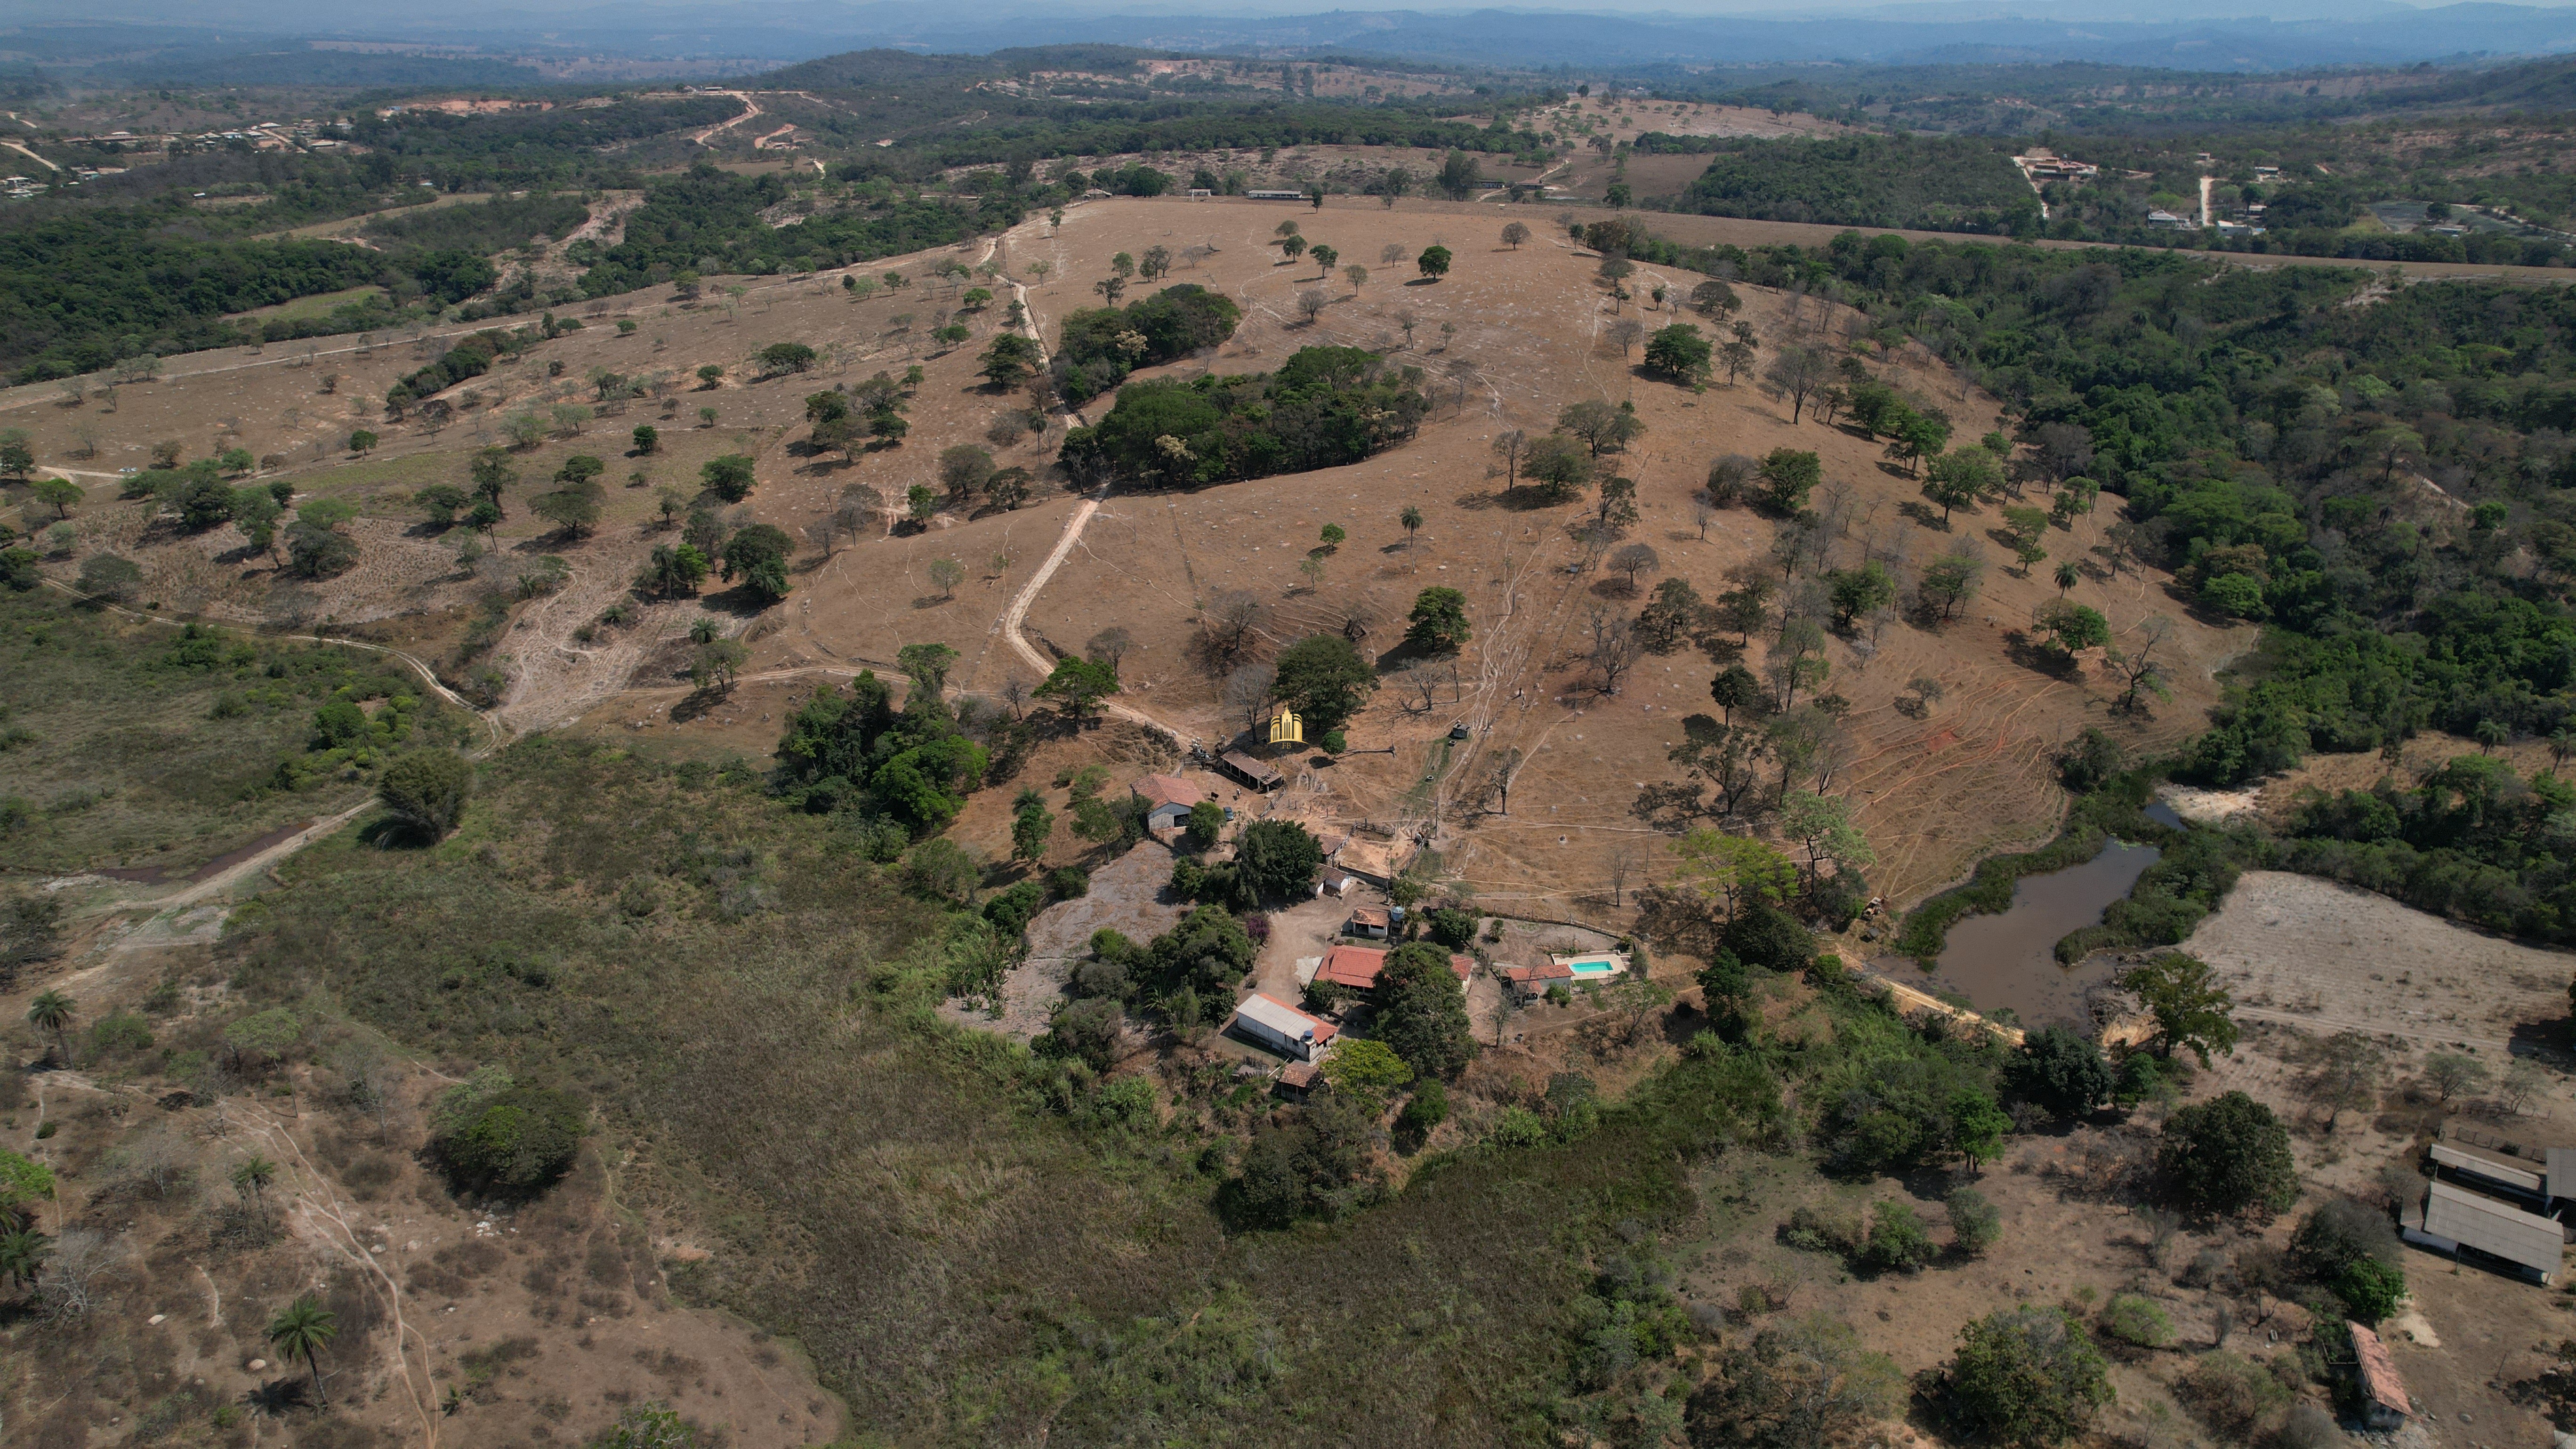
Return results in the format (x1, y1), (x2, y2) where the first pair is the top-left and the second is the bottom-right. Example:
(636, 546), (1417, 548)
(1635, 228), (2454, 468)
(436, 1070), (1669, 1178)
(1884, 839), (2162, 1028)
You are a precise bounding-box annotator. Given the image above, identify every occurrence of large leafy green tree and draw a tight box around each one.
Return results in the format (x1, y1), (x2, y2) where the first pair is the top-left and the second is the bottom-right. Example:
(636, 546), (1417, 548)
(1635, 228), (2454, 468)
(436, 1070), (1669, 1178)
(1035, 657), (1120, 724)
(2007, 1027), (2115, 1119)
(721, 523), (795, 603)
(427, 1068), (587, 1200)
(1271, 634), (1377, 733)
(1232, 819), (1321, 902)
(2119, 953), (2238, 1064)
(1403, 587), (1472, 655)
(1376, 942), (1476, 1079)
(378, 750), (474, 840)
(1643, 323), (1713, 386)
(2157, 1090), (2297, 1217)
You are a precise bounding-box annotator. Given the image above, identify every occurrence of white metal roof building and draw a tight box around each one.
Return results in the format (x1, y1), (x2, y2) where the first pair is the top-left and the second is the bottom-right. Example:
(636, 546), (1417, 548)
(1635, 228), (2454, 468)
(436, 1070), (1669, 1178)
(1229, 992), (1337, 1063)
(2406, 1179), (2565, 1282)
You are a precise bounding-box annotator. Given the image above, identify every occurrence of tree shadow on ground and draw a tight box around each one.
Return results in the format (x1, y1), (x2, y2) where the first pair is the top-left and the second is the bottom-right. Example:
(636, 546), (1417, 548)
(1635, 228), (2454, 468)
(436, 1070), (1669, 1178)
(242, 1379), (313, 1417)
(2001, 632), (2085, 681)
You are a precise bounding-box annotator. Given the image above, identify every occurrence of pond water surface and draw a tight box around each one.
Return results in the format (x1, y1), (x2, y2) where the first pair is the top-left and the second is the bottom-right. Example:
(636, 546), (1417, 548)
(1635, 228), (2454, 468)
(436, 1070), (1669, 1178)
(1887, 839), (2163, 1028)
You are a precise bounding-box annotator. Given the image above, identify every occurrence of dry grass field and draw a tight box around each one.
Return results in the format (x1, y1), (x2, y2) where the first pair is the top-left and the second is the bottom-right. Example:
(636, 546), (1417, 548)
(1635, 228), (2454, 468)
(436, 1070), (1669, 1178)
(6, 193), (2250, 921)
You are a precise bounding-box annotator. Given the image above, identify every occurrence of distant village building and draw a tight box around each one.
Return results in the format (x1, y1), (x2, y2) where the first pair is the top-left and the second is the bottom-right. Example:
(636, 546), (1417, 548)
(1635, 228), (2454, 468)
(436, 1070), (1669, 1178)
(1245, 189), (1305, 201)
(1347, 905), (1392, 940)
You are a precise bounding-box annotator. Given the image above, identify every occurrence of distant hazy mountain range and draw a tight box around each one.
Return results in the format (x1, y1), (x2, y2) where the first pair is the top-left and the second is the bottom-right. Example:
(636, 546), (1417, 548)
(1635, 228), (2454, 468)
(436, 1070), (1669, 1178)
(9, 0), (2576, 78)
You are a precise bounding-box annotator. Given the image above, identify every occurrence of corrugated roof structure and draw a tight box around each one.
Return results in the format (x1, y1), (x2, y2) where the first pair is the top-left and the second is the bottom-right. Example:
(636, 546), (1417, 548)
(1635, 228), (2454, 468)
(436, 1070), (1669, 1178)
(2347, 1322), (2412, 1425)
(2415, 1179), (2565, 1279)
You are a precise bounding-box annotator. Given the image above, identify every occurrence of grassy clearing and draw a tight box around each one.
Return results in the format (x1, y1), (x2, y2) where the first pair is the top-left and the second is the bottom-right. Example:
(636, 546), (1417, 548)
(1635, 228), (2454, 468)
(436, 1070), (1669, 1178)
(224, 284), (388, 325)
(0, 589), (473, 873)
(226, 736), (1790, 1444)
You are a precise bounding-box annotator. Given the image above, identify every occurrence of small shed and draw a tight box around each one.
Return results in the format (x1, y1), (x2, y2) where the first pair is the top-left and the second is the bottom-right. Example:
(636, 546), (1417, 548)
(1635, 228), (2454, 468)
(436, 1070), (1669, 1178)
(2347, 1322), (2413, 1430)
(1131, 773), (1204, 830)
(1276, 1061), (1321, 1097)
(2406, 1179), (2565, 1282)
(1230, 992), (1337, 1062)
(1216, 751), (1284, 791)
(1348, 905), (1392, 940)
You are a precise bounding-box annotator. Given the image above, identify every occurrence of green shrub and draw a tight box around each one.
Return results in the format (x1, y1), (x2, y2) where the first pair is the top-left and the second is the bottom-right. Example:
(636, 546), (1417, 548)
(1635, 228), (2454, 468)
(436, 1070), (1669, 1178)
(427, 1068), (587, 1199)
(2332, 1257), (2407, 1323)
(1782, 1204), (1863, 1256)
(1047, 865), (1090, 900)
(1398, 1079), (1449, 1136)
(1861, 1201), (1935, 1273)
(87, 1010), (153, 1056)
(1947, 1186), (2001, 1257)
(1491, 1106), (1549, 1148)
(2097, 1293), (2174, 1348)
(982, 879), (1047, 937)
(2177, 1351), (2292, 1442)
(1425, 908), (1478, 949)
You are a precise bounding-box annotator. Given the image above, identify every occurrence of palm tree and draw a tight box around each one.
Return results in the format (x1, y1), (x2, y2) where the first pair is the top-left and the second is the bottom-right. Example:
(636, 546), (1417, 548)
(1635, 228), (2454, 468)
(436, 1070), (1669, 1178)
(689, 616), (720, 646)
(0, 1227), (49, 1293)
(1399, 506), (1423, 549)
(266, 1294), (338, 1405)
(2551, 727), (2575, 774)
(25, 990), (73, 1064)
(2053, 561), (2078, 596)
(2475, 717), (2509, 755)
(232, 1155), (277, 1208)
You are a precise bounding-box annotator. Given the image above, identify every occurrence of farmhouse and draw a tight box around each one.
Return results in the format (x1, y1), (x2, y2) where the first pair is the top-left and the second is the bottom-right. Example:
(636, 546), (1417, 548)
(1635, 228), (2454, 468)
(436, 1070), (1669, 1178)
(1502, 960), (1576, 1000)
(1131, 773), (1205, 830)
(1229, 992), (1337, 1062)
(1313, 944), (1473, 992)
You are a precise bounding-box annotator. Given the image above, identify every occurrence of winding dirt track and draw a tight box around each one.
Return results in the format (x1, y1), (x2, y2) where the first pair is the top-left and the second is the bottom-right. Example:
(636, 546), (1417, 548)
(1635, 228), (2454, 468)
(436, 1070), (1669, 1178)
(980, 213), (1195, 749)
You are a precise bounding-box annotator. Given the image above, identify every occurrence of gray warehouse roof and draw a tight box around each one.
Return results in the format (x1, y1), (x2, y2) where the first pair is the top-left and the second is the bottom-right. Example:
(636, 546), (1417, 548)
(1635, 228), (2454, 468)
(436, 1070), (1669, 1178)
(2415, 1179), (2565, 1277)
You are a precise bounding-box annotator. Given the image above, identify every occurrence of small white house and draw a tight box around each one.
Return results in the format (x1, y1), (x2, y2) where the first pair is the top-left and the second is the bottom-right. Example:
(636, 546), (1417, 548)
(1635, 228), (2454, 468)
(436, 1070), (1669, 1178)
(1231, 992), (1337, 1062)
(1131, 773), (1204, 830)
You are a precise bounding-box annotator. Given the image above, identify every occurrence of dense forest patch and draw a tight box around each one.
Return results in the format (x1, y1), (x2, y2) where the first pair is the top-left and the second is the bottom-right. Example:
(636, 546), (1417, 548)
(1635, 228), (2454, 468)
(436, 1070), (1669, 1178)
(1061, 345), (1430, 486)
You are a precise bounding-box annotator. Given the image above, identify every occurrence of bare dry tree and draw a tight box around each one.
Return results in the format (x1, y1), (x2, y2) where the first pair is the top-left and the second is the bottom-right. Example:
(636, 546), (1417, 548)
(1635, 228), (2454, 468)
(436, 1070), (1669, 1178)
(1201, 591), (1270, 669)
(1586, 604), (1639, 694)
(1223, 660), (1278, 734)
(1396, 665), (1441, 714)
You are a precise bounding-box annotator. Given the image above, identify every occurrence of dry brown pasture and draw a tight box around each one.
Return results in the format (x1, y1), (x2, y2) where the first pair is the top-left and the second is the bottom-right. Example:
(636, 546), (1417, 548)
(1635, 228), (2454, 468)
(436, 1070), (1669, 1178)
(7, 194), (2249, 922)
